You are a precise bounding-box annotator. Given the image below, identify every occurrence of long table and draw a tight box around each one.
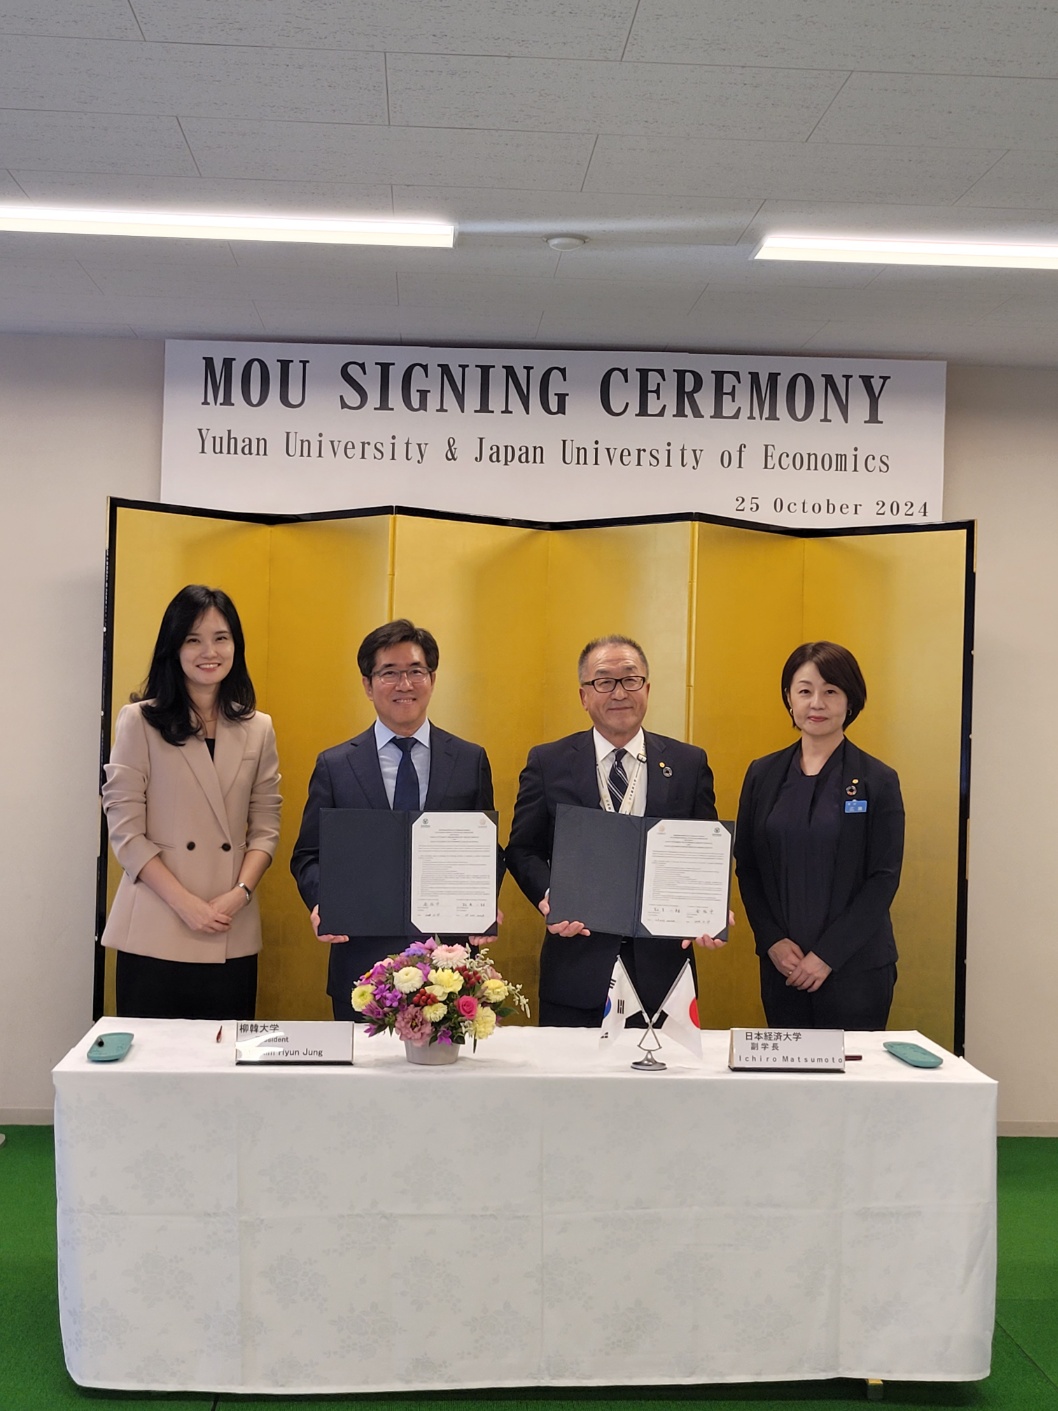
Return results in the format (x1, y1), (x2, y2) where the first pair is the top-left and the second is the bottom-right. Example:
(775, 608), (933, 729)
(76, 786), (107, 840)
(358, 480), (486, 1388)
(53, 1021), (996, 1394)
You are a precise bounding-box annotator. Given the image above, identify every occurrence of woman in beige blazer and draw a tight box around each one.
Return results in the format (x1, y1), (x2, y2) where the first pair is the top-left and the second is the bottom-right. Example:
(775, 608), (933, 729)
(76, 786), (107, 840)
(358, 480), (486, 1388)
(102, 585), (281, 1019)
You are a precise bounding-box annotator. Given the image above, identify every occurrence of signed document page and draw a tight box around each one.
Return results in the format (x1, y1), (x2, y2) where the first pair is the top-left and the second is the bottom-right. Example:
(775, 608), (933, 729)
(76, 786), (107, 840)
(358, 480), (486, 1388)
(640, 819), (732, 939)
(410, 812), (497, 935)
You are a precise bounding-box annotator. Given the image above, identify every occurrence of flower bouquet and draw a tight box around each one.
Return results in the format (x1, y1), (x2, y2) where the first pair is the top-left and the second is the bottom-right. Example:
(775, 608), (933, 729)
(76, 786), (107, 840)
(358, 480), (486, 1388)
(351, 939), (529, 1055)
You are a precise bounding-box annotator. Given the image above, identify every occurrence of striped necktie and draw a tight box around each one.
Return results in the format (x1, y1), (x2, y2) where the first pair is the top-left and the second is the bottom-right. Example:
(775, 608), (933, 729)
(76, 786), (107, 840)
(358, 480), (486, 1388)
(607, 748), (628, 812)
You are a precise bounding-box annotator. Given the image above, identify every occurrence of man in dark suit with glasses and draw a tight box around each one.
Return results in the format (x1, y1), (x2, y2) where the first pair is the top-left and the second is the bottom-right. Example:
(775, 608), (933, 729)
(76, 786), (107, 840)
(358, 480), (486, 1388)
(506, 634), (721, 1026)
(291, 618), (496, 1019)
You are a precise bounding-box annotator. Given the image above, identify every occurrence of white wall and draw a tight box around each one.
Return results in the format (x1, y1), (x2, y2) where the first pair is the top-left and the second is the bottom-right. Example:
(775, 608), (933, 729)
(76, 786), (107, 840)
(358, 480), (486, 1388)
(0, 340), (1053, 1127)
(0, 335), (161, 1121)
(946, 366), (1058, 1133)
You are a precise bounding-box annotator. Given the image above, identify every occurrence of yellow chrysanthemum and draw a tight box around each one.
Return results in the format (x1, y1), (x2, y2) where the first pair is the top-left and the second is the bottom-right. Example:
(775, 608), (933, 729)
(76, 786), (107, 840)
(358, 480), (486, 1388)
(471, 1007), (497, 1040)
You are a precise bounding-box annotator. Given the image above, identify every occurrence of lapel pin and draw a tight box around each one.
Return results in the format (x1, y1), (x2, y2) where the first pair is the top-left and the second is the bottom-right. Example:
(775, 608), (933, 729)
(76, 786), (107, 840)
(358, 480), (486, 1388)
(660, 761), (673, 778)
(846, 779), (859, 798)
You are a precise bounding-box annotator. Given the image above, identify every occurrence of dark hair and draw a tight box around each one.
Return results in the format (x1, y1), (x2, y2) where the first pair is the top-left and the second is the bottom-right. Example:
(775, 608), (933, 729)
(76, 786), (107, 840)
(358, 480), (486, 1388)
(780, 641), (867, 727)
(578, 634), (650, 681)
(357, 619), (439, 678)
(135, 586), (256, 746)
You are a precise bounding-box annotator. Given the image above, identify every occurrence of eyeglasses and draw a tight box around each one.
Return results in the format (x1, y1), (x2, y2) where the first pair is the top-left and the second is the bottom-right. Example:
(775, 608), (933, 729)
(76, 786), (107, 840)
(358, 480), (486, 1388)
(372, 667), (431, 685)
(581, 675), (647, 694)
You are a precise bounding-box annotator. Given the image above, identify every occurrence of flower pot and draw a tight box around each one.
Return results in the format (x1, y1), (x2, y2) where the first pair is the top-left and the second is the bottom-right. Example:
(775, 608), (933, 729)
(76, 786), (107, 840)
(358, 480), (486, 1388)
(404, 1040), (460, 1066)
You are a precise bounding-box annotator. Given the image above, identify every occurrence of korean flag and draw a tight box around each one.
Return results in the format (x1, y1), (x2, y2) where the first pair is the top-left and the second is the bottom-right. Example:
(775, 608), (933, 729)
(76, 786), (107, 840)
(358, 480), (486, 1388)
(599, 956), (644, 1046)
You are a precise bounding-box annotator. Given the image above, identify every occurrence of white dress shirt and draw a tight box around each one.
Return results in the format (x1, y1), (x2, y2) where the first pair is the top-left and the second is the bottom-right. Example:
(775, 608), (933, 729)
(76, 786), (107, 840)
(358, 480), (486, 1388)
(374, 717), (431, 807)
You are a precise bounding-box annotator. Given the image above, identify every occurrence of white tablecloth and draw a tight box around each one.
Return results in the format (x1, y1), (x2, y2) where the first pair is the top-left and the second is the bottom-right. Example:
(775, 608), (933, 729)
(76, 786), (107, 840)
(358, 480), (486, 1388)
(53, 1022), (996, 1393)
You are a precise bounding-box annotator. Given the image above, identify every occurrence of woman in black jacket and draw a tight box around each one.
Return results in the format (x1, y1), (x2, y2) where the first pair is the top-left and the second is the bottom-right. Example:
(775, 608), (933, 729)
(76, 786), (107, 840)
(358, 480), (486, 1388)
(734, 642), (904, 1030)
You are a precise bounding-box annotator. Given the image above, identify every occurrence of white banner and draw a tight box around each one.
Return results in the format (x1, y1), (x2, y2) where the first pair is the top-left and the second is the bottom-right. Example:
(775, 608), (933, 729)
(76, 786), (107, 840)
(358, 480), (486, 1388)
(162, 341), (946, 529)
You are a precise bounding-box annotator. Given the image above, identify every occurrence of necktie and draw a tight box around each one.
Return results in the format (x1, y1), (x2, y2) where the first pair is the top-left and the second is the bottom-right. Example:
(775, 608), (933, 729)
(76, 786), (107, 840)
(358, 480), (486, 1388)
(608, 748), (628, 812)
(391, 736), (420, 811)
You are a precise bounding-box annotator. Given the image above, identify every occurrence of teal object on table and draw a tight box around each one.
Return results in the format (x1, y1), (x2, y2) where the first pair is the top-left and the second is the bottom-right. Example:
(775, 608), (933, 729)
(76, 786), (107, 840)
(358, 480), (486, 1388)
(883, 1040), (942, 1069)
(86, 1032), (133, 1063)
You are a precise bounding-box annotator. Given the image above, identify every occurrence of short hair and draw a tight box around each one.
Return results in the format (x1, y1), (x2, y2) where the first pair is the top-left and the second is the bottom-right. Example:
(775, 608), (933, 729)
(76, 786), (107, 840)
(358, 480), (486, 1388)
(578, 634), (649, 682)
(357, 619), (439, 678)
(136, 585), (255, 746)
(780, 641), (867, 726)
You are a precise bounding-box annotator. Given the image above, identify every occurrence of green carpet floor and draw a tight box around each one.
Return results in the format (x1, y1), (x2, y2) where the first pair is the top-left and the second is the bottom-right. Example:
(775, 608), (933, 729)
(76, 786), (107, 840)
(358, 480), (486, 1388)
(2, 1130), (1055, 1410)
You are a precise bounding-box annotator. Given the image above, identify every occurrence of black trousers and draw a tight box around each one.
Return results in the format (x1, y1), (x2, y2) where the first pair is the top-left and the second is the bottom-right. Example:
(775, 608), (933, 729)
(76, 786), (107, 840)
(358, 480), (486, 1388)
(759, 957), (896, 1031)
(331, 995), (367, 1022)
(539, 941), (654, 1028)
(115, 951), (258, 1021)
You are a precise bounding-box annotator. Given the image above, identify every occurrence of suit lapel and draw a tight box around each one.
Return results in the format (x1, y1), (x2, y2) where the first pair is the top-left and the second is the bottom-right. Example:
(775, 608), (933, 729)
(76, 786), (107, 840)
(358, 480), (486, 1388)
(181, 732), (232, 841)
(752, 742), (800, 918)
(834, 738), (866, 890)
(643, 732), (671, 815)
(571, 730), (600, 807)
(344, 728), (390, 809)
(424, 726), (454, 808)
(212, 715), (246, 805)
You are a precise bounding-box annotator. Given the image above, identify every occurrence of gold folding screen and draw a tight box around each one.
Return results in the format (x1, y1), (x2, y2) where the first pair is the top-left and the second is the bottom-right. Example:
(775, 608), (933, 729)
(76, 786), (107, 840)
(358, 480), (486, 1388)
(102, 504), (972, 1047)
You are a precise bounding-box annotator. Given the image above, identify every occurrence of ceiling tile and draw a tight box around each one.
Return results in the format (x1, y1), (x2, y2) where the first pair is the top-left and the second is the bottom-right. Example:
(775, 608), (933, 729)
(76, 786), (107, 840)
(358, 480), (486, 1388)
(812, 72), (1058, 149)
(0, 169), (29, 199)
(549, 243), (731, 282)
(957, 152), (1058, 209)
(77, 262), (400, 305)
(0, 311), (136, 334)
(0, 260), (104, 295)
(392, 306), (545, 341)
(585, 136), (1001, 202)
(252, 304), (406, 340)
(387, 54), (846, 141)
(0, 1), (142, 41)
(0, 234), (237, 268)
(130, 0), (638, 60)
(0, 37), (387, 123)
(0, 110), (196, 174)
(182, 120), (596, 190)
(534, 307), (700, 346)
(625, 0), (1058, 78)
(395, 270), (553, 312)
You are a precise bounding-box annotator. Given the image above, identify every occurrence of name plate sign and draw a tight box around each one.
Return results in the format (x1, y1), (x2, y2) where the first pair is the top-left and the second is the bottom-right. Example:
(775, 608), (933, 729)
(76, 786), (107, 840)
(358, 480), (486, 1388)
(728, 1027), (845, 1072)
(235, 1021), (353, 1065)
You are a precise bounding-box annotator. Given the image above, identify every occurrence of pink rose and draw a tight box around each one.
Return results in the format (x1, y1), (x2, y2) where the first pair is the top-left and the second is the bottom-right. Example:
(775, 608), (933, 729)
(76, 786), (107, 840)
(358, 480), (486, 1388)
(456, 995), (479, 1019)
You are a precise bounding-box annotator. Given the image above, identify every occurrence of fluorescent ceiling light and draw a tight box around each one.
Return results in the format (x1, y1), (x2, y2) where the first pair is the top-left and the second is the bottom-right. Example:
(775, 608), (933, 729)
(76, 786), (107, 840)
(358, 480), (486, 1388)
(754, 234), (1058, 269)
(0, 204), (454, 247)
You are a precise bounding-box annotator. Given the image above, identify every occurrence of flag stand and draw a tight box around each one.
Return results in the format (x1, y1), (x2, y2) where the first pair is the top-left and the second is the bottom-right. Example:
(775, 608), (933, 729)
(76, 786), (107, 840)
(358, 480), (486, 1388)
(631, 1022), (667, 1072)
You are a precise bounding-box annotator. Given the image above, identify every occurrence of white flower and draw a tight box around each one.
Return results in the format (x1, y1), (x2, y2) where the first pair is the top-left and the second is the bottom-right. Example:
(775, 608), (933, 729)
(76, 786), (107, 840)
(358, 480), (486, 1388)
(394, 966), (425, 994)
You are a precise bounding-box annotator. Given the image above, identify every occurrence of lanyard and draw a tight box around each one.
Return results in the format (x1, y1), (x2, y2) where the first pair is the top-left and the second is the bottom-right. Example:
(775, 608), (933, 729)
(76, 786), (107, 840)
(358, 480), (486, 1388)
(598, 751), (646, 815)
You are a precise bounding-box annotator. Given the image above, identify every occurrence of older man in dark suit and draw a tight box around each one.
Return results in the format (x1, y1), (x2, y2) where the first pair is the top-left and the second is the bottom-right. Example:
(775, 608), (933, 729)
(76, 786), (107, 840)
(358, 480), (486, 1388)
(506, 634), (721, 1027)
(291, 618), (495, 1019)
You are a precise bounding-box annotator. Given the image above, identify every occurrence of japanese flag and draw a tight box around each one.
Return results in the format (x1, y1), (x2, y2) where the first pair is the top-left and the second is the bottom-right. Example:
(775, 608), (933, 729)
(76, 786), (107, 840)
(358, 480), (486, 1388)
(655, 961), (702, 1058)
(599, 956), (644, 1046)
